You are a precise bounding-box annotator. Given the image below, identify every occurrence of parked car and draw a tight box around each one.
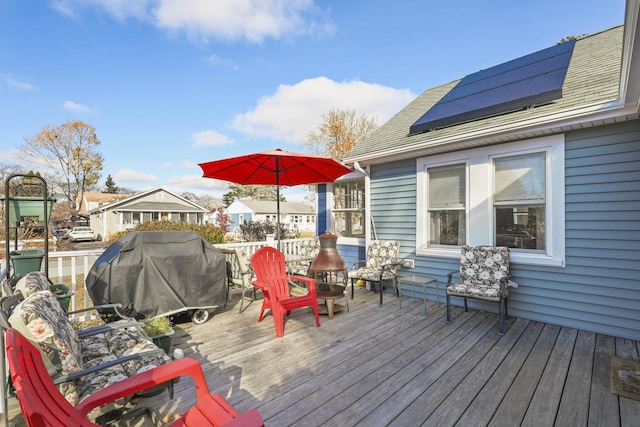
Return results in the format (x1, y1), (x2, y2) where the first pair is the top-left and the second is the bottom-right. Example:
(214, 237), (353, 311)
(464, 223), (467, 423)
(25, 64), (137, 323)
(66, 226), (97, 242)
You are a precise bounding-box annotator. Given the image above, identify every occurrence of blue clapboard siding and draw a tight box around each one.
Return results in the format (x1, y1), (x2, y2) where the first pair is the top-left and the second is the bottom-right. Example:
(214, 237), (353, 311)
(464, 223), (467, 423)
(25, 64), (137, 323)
(316, 184), (327, 235)
(368, 120), (640, 340)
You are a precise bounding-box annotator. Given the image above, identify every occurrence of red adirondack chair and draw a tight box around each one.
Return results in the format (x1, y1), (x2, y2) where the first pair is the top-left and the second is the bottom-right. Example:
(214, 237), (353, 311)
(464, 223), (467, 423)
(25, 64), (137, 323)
(6, 328), (264, 427)
(251, 246), (321, 337)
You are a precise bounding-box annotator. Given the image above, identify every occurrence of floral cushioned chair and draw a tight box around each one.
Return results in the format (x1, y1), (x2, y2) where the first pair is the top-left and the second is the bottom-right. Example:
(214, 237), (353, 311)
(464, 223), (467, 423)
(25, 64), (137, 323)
(287, 238), (320, 276)
(347, 240), (400, 306)
(446, 245), (511, 335)
(5, 272), (171, 413)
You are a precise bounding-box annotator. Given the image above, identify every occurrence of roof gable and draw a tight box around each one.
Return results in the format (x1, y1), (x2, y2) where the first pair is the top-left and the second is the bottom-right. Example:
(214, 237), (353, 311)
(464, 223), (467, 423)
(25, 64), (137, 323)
(88, 187), (207, 213)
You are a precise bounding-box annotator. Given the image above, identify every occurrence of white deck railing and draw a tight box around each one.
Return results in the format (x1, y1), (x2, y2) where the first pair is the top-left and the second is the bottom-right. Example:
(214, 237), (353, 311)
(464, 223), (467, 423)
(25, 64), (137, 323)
(13, 237), (316, 313)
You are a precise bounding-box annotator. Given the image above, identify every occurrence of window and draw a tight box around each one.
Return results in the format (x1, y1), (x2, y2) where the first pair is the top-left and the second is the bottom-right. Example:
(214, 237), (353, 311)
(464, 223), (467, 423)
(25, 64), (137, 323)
(417, 135), (565, 267)
(494, 153), (546, 251)
(427, 164), (466, 246)
(333, 178), (365, 238)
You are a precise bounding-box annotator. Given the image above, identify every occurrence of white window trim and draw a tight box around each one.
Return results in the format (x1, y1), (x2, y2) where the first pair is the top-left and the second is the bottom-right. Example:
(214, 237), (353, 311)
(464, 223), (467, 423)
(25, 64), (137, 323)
(416, 134), (565, 267)
(329, 172), (368, 244)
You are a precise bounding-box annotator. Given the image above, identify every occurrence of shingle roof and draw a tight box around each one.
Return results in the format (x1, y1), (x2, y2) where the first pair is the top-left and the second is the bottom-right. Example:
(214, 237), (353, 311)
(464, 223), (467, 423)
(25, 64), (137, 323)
(82, 192), (134, 202)
(345, 26), (624, 163)
(120, 201), (205, 212)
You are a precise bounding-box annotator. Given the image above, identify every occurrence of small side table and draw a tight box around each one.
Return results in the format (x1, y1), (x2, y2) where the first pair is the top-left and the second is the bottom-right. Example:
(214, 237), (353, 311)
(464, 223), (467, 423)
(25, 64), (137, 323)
(397, 274), (438, 314)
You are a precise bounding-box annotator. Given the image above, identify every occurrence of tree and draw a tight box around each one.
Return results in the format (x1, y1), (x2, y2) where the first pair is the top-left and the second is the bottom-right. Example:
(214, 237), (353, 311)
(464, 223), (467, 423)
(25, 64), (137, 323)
(306, 109), (378, 160)
(0, 163), (28, 198)
(103, 175), (119, 193)
(222, 184), (281, 207)
(213, 206), (232, 232)
(19, 120), (104, 210)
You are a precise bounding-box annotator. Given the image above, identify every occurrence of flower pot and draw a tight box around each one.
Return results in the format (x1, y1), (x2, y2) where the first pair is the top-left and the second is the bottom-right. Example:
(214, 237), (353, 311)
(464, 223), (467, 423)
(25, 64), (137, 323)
(151, 328), (175, 355)
(50, 284), (74, 312)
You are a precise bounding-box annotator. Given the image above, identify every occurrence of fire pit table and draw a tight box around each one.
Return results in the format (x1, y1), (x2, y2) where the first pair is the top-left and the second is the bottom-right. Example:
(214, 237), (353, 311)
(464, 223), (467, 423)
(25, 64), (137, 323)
(316, 283), (348, 319)
(307, 232), (350, 319)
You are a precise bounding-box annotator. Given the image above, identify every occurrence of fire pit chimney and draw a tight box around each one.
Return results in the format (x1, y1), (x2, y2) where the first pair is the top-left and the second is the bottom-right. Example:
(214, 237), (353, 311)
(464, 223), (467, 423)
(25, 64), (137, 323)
(309, 231), (347, 274)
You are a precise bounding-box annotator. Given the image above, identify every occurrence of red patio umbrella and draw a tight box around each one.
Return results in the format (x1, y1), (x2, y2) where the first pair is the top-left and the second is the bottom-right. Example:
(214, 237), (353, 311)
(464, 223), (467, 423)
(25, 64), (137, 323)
(199, 149), (352, 245)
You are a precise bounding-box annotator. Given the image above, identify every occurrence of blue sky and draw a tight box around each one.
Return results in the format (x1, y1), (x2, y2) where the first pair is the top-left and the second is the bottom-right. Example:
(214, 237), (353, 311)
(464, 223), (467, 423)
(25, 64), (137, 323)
(0, 0), (625, 201)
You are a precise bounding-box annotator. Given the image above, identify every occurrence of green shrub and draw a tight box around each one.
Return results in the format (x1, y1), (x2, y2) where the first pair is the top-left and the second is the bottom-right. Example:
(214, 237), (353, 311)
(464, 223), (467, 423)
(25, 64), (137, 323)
(104, 221), (225, 246)
(143, 316), (173, 336)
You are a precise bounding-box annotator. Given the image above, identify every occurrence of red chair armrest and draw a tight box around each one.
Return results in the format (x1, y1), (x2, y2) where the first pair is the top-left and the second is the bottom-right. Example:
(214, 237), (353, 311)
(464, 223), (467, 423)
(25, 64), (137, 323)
(76, 358), (210, 417)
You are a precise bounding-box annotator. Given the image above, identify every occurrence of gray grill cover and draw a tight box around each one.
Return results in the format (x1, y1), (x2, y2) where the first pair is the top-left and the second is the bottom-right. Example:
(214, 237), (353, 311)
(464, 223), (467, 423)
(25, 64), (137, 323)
(86, 231), (226, 319)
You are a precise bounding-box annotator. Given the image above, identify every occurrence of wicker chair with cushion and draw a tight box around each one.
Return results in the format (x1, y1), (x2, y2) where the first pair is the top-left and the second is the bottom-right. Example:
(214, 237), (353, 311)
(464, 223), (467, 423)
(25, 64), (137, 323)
(446, 245), (511, 335)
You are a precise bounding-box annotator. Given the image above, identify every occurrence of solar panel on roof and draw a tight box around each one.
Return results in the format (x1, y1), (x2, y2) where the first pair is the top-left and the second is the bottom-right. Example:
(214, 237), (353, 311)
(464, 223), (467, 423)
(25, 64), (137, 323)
(409, 39), (576, 135)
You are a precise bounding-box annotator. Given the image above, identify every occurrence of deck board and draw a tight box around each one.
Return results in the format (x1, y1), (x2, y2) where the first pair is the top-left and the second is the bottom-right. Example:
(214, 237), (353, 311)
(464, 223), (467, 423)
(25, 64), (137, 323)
(521, 327), (577, 426)
(590, 334), (620, 426)
(410, 319), (529, 426)
(6, 286), (640, 426)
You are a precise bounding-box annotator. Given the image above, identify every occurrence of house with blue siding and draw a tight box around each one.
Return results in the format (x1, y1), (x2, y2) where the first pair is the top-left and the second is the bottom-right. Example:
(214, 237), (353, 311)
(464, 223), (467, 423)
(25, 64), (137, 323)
(227, 199), (316, 233)
(329, 4), (640, 340)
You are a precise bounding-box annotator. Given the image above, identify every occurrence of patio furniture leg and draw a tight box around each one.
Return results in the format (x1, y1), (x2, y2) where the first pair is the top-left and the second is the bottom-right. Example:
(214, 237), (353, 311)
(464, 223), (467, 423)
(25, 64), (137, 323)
(498, 298), (504, 336)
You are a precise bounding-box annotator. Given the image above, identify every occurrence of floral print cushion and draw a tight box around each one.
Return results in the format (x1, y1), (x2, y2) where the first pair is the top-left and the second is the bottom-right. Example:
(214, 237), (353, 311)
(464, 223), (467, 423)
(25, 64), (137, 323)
(105, 326), (172, 377)
(80, 333), (113, 363)
(348, 240), (400, 281)
(15, 271), (51, 298)
(8, 290), (83, 377)
(77, 356), (129, 404)
(365, 240), (400, 271)
(447, 246), (510, 300)
(348, 267), (397, 282)
(9, 291), (172, 408)
(299, 239), (320, 258)
(72, 325), (170, 407)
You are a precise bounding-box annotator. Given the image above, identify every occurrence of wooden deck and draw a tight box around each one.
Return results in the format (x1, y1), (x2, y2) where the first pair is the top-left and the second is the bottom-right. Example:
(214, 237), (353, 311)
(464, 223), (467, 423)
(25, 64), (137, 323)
(8, 286), (640, 426)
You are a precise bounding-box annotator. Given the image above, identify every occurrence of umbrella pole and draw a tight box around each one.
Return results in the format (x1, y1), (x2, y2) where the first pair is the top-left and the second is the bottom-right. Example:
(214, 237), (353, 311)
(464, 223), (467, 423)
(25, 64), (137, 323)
(276, 158), (281, 251)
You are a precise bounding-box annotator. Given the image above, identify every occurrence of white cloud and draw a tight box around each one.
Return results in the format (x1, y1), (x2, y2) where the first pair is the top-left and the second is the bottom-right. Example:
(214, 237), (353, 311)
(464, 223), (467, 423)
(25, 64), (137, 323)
(113, 169), (156, 183)
(167, 174), (228, 191)
(205, 54), (239, 70)
(179, 160), (198, 169)
(191, 130), (235, 147)
(153, 0), (332, 43)
(2, 75), (35, 91)
(63, 100), (92, 114)
(51, 0), (152, 21)
(52, 0), (333, 43)
(230, 76), (416, 144)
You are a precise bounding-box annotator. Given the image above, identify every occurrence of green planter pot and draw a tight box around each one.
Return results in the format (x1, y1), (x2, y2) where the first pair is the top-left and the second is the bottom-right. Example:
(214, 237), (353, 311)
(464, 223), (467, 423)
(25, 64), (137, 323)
(50, 284), (74, 312)
(9, 249), (45, 277)
(139, 328), (176, 398)
(3, 196), (55, 224)
(151, 328), (175, 355)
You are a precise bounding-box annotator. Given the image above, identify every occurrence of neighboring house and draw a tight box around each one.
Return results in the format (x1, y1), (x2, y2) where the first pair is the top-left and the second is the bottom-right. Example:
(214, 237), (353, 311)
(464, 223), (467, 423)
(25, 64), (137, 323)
(332, 8), (640, 341)
(227, 200), (316, 233)
(88, 187), (208, 239)
(76, 192), (133, 215)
